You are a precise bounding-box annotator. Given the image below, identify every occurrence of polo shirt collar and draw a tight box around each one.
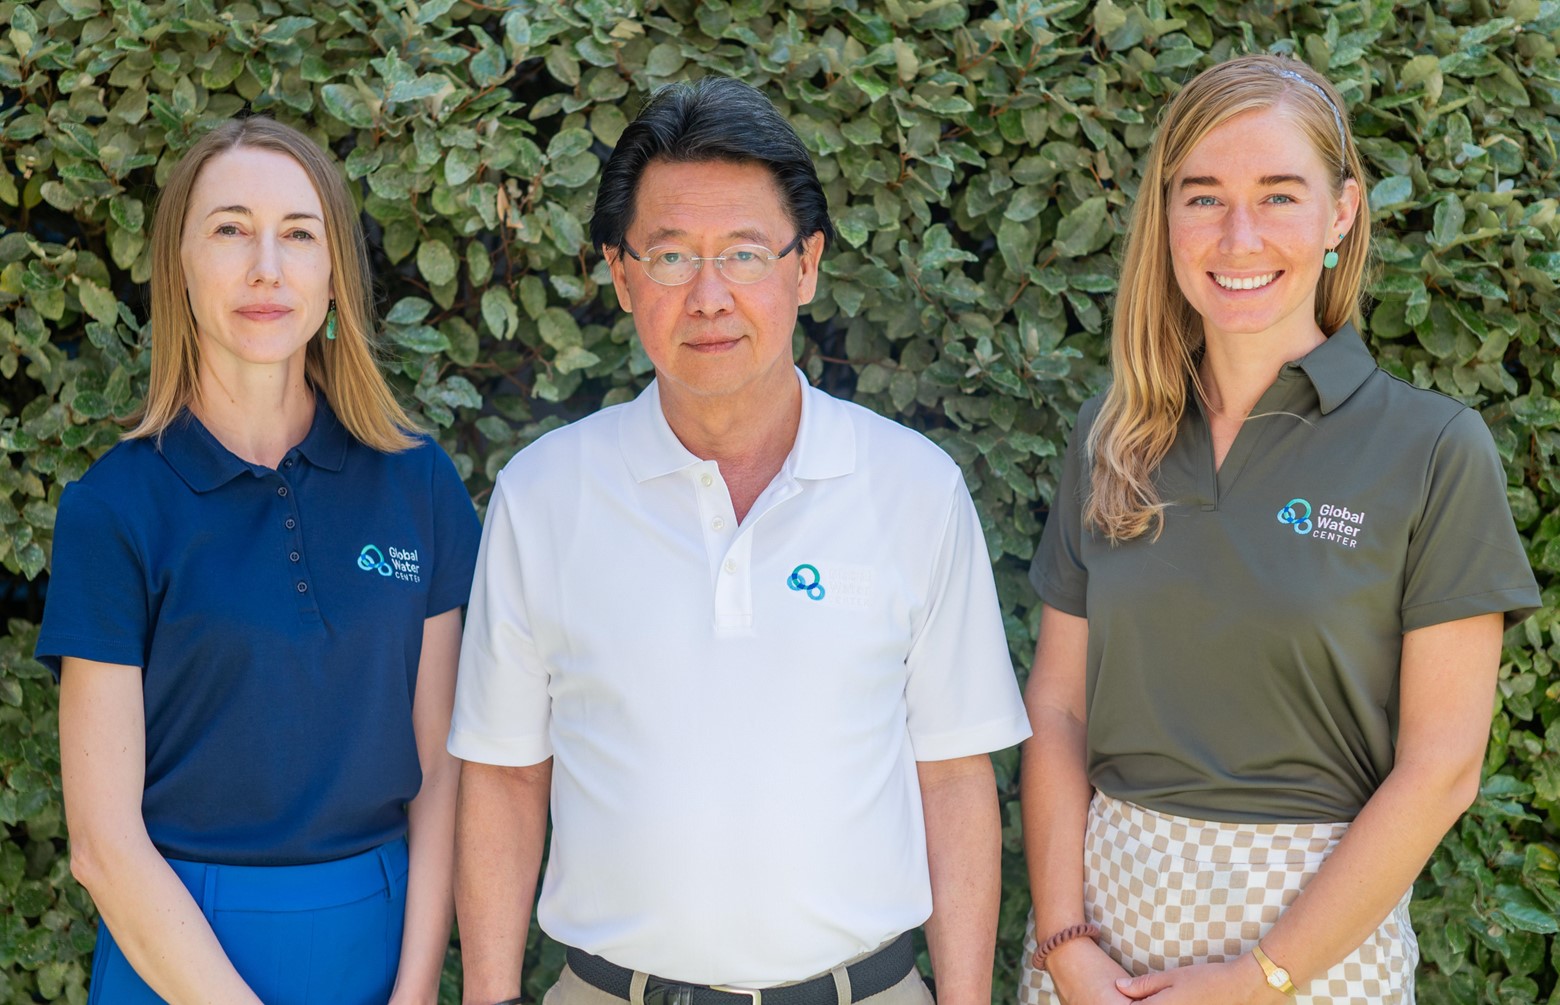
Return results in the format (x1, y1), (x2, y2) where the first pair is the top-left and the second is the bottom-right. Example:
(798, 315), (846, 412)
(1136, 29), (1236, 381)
(1293, 322), (1377, 414)
(619, 368), (856, 483)
(293, 397), (350, 471)
(159, 395), (350, 493)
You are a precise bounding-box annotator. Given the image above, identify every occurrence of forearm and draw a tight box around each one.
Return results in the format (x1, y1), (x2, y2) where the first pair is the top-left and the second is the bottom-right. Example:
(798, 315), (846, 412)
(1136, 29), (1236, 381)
(456, 758), (552, 1005)
(61, 657), (261, 1005)
(1259, 761), (1473, 985)
(1259, 614), (1499, 989)
(917, 754), (1000, 1005)
(1019, 705), (1093, 936)
(72, 830), (261, 1004)
(391, 751), (461, 1004)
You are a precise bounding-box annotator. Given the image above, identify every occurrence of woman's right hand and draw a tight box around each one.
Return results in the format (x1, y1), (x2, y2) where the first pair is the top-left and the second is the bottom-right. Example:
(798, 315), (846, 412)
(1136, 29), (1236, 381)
(1044, 938), (1136, 1005)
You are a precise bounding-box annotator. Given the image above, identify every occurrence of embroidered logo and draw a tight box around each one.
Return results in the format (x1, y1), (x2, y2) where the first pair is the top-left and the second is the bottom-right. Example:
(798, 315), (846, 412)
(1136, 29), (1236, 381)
(787, 563), (826, 601)
(357, 544), (392, 576)
(358, 544), (422, 582)
(1277, 498), (1365, 549)
(1276, 499), (1313, 535)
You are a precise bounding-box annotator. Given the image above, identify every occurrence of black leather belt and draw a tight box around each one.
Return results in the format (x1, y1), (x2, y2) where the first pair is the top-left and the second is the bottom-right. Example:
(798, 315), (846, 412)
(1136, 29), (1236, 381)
(565, 931), (916, 1005)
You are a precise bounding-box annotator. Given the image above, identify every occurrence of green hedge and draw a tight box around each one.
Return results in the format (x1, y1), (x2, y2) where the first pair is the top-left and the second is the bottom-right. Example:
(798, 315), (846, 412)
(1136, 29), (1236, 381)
(2, 0), (1557, 1003)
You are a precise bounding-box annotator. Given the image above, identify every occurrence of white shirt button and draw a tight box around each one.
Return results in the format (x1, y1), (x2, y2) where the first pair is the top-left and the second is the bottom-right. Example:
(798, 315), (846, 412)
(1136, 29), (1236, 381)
(711, 517), (725, 531)
(700, 473), (713, 487)
(723, 559), (737, 574)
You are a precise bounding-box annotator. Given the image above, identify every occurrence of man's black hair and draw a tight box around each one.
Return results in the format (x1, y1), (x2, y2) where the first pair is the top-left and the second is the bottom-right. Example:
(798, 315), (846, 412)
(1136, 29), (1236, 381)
(589, 76), (836, 254)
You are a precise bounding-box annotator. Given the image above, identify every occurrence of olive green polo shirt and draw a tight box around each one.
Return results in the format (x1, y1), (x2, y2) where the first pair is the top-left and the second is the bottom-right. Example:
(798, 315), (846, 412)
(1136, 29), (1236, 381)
(1032, 324), (1541, 823)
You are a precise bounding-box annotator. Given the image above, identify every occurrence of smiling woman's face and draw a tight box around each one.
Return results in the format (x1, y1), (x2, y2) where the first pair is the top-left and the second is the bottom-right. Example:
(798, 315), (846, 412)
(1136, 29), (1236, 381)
(180, 146), (332, 374)
(1167, 105), (1359, 350)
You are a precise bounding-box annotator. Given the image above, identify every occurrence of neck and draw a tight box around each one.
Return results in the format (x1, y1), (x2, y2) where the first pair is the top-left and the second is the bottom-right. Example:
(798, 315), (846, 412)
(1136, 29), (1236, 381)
(191, 357), (316, 468)
(1198, 320), (1327, 418)
(659, 371), (803, 523)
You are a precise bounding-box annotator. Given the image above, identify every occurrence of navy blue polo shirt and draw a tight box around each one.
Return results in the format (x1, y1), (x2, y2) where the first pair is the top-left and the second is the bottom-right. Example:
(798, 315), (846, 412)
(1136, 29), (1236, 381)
(37, 402), (481, 865)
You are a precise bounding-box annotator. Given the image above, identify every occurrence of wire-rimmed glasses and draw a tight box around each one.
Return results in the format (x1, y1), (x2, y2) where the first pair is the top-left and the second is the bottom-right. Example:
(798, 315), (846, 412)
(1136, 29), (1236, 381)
(617, 234), (805, 286)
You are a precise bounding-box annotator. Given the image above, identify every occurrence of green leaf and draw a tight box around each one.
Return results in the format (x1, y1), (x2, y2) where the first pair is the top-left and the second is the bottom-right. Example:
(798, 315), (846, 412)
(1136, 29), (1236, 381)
(1510, 395), (1560, 427)
(554, 345), (601, 373)
(417, 240), (458, 287)
(1003, 187), (1046, 223)
(1431, 196), (1466, 248)
(445, 147), (482, 187)
(537, 307), (581, 350)
(1053, 196), (1108, 258)
(75, 279), (118, 324)
(997, 216), (1039, 276)
(385, 297), (433, 325)
(1369, 175), (1414, 213)
(518, 275), (546, 320)
(389, 74), (448, 103)
(644, 42), (685, 77)
(389, 324), (450, 355)
(320, 84), (374, 129)
(482, 287), (520, 340)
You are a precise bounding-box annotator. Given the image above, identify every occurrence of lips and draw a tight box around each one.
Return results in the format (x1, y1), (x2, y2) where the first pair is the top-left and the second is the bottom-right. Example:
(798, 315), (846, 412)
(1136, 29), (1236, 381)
(683, 333), (742, 352)
(235, 303), (293, 321)
(1211, 271), (1281, 291)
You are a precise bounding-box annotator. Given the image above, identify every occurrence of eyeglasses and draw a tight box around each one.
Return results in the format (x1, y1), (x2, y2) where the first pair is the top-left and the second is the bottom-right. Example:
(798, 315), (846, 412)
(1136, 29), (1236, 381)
(617, 234), (805, 286)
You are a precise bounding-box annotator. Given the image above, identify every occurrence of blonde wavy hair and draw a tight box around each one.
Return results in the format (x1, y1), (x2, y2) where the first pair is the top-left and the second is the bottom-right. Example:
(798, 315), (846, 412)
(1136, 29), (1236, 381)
(1085, 54), (1370, 541)
(130, 117), (417, 452)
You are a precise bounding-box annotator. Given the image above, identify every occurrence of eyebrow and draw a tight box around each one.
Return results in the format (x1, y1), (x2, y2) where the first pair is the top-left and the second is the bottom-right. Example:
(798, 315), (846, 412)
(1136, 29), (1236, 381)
(643, 226), (773, 245)
(206, 206), (324, 222)
(1178, 174), (1311, 189)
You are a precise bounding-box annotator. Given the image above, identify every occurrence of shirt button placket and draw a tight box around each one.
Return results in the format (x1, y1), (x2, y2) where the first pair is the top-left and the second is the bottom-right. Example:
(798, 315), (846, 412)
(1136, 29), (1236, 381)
(275, 475), (312, 610)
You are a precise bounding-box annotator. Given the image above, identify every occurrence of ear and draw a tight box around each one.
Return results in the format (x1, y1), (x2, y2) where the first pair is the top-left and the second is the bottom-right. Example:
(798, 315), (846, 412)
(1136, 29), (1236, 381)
(795, 231), (825, 307)
(607, 246), (633, 313)
(1331, 176), (1361, 243)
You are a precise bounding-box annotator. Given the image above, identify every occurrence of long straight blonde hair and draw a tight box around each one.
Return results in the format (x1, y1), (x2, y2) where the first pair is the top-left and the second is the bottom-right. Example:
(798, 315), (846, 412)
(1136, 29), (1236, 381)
(1085, 54), (1371, 541)
(130, 117), (417, 452)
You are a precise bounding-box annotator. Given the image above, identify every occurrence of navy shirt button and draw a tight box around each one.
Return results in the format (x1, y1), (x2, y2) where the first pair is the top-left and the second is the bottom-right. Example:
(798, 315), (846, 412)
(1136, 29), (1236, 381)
(296, 582), (308, 593)
(277, 486), (289, 497)
(284, 458), (295, 467)
(289, 551), (300, 562)
(285, 518), (296, 529)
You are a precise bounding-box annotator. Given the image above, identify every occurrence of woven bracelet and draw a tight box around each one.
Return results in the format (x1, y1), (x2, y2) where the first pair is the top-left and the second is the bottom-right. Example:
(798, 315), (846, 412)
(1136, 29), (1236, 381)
(1032, 922), (1102, 972)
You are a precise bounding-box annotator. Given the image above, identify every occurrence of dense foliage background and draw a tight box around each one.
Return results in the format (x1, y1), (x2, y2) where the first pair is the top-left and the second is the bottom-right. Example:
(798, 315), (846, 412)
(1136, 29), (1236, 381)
(1, 0), (1556, 1002)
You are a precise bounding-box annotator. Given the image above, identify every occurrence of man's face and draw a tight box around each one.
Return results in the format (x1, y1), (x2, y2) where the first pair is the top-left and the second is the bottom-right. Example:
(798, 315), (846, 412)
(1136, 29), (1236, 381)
(608, 158), (822, 412)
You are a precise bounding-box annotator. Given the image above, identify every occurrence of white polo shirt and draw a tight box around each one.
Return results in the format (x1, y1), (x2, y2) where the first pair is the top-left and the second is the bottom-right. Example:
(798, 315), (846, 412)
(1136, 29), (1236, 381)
(449, 371), (1030, 985)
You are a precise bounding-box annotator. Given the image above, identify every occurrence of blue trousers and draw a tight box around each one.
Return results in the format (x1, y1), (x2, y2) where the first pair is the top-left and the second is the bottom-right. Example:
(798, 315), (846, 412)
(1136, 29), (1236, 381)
(88, 837), (408, 1005)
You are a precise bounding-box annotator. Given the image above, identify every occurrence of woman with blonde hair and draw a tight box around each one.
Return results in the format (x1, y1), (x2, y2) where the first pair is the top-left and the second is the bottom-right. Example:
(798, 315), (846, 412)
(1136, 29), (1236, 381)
(38, 117), (480, 1004)
(1019, 54), (1538, 1005)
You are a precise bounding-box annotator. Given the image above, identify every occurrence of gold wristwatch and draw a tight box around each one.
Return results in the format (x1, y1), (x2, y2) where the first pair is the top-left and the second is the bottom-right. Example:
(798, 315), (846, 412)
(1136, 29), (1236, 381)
(1252, 943), (1296, 996)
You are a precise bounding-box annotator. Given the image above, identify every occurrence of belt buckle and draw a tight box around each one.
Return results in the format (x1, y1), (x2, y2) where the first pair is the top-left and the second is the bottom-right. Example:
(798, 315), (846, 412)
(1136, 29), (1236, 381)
(710, 987), (762, 1005)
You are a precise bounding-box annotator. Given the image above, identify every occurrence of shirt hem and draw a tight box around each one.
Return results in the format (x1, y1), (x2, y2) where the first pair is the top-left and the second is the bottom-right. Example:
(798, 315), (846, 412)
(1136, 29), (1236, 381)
(1400, 585), (1543, 632)
(446, 728), (552, 766)
(33, 635), (143, 679)
(911, 713), (1032, 761)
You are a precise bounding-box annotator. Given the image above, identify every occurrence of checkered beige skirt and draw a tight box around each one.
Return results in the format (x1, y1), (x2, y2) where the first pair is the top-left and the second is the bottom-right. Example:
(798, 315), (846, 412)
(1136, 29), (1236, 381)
(1018, 792), (1418, 1005)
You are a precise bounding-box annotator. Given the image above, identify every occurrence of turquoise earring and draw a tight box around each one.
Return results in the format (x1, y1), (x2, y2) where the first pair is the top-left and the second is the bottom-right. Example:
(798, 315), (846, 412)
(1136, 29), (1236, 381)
(1323, 235), (1343, 270)
(325, 299), (337, 340)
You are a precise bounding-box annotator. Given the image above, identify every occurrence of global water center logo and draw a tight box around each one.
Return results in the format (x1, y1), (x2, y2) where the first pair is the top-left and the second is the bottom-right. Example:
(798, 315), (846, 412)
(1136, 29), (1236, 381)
(1276, 497), (1365, 549)
(1276, 498), (1313, 535)
(357, 543), (422, 583)
(787, 563), (826, 601)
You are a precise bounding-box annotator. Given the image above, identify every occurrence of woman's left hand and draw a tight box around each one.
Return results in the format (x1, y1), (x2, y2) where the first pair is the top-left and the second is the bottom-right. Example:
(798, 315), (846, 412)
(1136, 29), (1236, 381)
(1112, 958), (1286, 1004)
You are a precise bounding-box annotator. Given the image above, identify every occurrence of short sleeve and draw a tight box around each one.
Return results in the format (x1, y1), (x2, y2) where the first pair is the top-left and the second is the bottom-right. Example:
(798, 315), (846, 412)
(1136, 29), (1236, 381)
(902, 475), (1032, 761)
(447, 471), (553, 766)
(424, 443), (482, 617)
(1028, 400), (1097, 616)
(1401, 407), (1540, 631)
(35, 480), (150, 677)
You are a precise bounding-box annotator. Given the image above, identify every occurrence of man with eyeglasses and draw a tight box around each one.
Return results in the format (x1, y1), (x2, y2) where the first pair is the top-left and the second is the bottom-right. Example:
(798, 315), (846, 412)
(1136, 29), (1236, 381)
(450, 76), (1030, 1005)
